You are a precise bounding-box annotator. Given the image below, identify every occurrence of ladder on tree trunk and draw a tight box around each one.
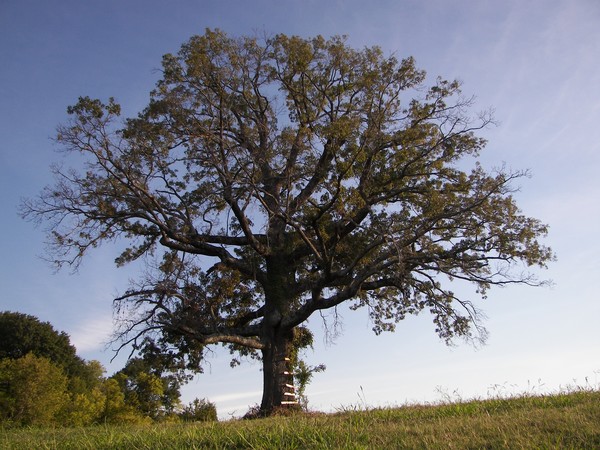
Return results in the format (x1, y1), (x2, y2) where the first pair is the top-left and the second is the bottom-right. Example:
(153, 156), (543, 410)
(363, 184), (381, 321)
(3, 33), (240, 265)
(281, 357), (298, 405)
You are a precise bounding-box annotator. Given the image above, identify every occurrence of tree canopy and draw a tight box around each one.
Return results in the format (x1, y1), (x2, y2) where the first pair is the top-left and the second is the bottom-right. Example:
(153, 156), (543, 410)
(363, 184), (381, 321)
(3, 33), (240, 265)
(0, 312), (215, 425)
(0, 353), (69, 426)
(23, 29), (553, 414)
(0, 311), (86, 378)
(111, 353), (183, 419)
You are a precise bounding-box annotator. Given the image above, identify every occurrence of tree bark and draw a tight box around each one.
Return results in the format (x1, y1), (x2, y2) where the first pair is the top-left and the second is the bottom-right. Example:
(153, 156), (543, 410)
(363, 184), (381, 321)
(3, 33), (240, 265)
(257, 252), (301, 414)
(259, 325), (298, 414)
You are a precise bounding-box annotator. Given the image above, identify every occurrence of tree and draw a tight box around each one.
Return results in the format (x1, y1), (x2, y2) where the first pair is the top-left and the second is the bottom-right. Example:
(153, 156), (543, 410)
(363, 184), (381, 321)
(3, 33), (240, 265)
(22, 30), (553, 415)
(0, 311), (85, 378)
(0, 311), (105, 399)
(179, 398), (218, 422)
(294, 360), (326, 410)
(98, 377), (149, 424)
(0, 353), (69, 426)
(112, 355), (182, 419)
(0, 312), (118, 426)
(60, 359), (106, 426)
(60, 384), (105, 426)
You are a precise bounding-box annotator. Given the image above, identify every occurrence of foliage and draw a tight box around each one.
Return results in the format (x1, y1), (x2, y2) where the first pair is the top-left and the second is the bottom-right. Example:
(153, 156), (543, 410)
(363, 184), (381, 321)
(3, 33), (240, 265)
(60, 386), (106, 427)
(97, 378), (150, 425)
(287, 326), (326, 409)
(0, 311), (86, 380)
(0, 353), (69, 426)
(0, 312), (117, 427)
(0, 312), (197, 427)
(179, 398), (218, 422)
(57, 359), (106, 426)
(113, 371), (165, 420)
(22, 29), (554, 413)
(0, 352), (151, 427)
(111, 351), (188, 420)
(294, 360), (326, 409)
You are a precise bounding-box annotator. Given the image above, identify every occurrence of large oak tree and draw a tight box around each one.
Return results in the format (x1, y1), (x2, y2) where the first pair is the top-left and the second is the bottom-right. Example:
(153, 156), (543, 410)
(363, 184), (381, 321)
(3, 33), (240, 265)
(23, 30), (553, 414)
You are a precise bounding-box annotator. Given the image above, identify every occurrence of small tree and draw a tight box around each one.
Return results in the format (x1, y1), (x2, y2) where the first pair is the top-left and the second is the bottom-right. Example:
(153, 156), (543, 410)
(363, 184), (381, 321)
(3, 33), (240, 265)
(23, 30), (553, 415)
(113, 370), (164, 418)
(179, 398), (217, 422)
(60, 387), (105, 426)
(0, 353), (69, 426)
(60, 359), (106, 426)
(294, 360), (326, 410)
(99, 378), (149, 424)
(110, 343), (190, 419)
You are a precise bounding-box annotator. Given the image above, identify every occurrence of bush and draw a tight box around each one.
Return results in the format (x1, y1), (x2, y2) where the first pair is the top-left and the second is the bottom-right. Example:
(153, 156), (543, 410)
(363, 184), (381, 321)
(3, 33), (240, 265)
(179, 398), (217, 422)
(98, 378), (149, 424)
(60, 387), (105, 426)
(0, 353), (69, 426)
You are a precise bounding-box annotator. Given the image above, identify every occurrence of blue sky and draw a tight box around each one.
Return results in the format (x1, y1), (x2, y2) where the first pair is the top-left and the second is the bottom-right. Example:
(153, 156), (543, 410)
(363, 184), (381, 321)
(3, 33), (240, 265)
(1, 0), (599, 417)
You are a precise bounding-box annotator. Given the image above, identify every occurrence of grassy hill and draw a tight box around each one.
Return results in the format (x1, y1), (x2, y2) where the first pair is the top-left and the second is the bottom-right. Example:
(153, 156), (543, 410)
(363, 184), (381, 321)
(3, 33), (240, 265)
(2, 389), (599, 449)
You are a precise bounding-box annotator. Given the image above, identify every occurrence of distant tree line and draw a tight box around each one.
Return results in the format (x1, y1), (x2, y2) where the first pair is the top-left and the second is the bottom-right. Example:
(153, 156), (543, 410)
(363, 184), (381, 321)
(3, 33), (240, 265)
(0, 311), (216, 426)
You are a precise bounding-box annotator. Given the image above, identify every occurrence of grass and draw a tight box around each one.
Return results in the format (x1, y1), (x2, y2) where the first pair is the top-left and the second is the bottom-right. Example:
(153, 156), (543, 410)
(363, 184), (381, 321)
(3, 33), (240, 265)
(2, 389), (599, 449)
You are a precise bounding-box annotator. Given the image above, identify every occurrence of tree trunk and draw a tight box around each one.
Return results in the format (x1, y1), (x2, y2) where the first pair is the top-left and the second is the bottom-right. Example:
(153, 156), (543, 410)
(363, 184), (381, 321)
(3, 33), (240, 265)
(259, 326), (298, 414)
(258, 253), (299, 415)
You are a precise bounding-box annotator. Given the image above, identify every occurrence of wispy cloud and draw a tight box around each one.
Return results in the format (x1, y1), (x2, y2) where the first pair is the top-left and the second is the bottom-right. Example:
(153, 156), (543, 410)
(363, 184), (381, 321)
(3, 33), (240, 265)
(211, 390), (263, 404)
(69, 314), (114, 353)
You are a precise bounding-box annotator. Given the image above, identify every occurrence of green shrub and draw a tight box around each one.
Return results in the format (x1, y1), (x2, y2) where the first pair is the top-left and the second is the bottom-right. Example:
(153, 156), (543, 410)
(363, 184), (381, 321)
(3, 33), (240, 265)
(0, 353), (69, 425)
(179, 398), (217, 422)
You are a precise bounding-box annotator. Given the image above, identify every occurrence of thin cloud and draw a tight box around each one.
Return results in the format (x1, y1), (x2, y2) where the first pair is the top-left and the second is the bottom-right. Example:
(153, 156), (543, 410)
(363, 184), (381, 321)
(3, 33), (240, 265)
(69, 315), (113, 353)
(211, 390), (263, 404)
